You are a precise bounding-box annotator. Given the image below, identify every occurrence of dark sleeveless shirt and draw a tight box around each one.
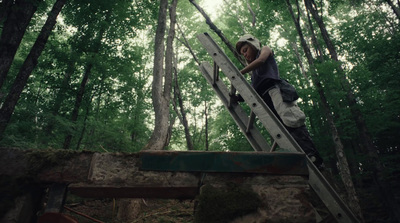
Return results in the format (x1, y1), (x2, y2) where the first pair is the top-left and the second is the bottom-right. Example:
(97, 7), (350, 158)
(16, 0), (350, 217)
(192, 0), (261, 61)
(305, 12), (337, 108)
(251, 51), (280, 94)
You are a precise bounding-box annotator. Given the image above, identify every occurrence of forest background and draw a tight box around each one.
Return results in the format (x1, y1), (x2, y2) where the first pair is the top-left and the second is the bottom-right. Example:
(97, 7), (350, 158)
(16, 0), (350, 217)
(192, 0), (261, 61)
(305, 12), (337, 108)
(0, 0), (399, 222)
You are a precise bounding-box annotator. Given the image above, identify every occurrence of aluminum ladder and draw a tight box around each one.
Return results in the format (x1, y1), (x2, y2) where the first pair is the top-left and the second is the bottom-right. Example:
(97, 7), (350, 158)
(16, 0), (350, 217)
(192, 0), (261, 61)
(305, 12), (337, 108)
(197, 32), (359, 223)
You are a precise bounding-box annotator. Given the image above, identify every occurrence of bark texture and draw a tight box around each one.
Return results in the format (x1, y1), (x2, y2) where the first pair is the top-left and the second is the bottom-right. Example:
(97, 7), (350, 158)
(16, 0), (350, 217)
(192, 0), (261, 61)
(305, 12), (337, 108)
(144, 0), (177, 150)
(0, 0), (39, 90)
(0, 0), (67, 138)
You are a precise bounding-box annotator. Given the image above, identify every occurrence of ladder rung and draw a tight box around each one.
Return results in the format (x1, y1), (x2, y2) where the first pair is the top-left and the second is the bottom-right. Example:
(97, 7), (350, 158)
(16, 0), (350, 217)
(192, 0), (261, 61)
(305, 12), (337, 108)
(228, 84), (236, 108)
(213, 62), (219, 84)
(270, 141), (278, 152)
(246, 111), (255, 133)
(199, 62), (271, 152)
(229, 84), (236, 96)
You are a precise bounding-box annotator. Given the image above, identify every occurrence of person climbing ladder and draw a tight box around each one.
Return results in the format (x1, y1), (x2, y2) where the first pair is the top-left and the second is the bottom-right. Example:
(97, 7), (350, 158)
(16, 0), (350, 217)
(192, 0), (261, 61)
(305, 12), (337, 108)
(235, 34), (324, 169)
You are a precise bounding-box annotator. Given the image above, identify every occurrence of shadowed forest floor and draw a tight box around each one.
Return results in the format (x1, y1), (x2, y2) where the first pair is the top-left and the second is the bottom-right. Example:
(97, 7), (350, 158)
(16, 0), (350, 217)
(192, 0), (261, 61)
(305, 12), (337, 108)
(64, 196), (195, 223)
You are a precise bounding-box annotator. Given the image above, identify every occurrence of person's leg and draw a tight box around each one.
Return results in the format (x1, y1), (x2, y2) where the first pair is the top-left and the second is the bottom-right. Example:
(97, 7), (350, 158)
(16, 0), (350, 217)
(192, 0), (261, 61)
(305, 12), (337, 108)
(286, 125), (323, 167)
(267, 87), (323, 167)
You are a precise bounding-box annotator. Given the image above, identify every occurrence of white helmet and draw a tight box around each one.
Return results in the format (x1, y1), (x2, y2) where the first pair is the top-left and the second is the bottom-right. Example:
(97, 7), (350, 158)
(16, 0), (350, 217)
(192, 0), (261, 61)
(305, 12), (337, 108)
(235, 34), (261, 53)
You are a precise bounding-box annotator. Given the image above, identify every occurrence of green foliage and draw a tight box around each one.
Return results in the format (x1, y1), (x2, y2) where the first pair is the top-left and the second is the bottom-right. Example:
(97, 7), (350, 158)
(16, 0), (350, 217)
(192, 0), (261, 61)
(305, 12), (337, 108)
(208, 106), (253, 152)
(1, 3), (399, 220)
(0, 1), (399, 222)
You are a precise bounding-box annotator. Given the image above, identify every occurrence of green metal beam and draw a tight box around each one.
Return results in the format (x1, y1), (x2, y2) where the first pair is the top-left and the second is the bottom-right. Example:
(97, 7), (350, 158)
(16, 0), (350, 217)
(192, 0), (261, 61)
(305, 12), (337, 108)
(139, 151), (307, 176)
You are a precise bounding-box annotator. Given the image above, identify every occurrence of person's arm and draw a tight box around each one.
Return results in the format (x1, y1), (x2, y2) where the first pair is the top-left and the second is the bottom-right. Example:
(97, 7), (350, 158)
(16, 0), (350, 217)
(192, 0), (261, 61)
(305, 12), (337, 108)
(240, 46), (273, 74)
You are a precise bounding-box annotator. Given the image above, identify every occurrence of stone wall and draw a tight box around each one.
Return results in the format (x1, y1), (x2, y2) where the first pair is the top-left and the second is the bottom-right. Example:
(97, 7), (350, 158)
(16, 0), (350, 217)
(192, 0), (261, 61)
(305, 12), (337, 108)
(0, 148), (314, 222)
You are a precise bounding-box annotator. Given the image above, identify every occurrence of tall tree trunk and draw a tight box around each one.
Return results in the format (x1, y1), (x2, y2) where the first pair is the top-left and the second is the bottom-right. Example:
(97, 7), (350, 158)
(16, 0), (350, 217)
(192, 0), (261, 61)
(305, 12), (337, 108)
(0, 0), (67, 139)
(189, 0), (246, 66)
(290, 42), (308, 79)
(305, 0), (400, 221)
(76, 92), (94, 150)
(0, 0), (40, 91)
(172, 61), (194, 150)
(305, 8), (323, 61)
(144, 0), (177, 150)
(131, 68), (151, 145)
(63, 63), (92, 149)
(204, 101), (209, 151)
(286, 0), (363, 221)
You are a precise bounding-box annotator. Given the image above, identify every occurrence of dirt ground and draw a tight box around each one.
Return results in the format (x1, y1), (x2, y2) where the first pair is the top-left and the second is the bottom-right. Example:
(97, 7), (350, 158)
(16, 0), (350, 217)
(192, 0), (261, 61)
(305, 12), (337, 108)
(63, 196), (195, 223)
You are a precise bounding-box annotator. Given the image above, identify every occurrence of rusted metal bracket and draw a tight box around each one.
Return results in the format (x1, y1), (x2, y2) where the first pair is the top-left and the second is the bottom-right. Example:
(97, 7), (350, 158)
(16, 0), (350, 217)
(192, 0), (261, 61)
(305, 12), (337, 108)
(38, 183), (78, 223)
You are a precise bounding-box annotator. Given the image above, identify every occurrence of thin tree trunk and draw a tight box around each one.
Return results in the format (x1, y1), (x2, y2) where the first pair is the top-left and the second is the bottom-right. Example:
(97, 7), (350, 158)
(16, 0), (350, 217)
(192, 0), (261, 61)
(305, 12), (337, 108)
(165, 115), (176, 150)
(304, 6), (344, 113)
(144, 0), (177, 150)
(63, 63), (92, 149)
(305, 8), (323, 61)
(172, 62), (194, 150)
(290, 42), (308, 79)
(0, 0), (67, 139)
(76, 92), (94, 150)
(131, 68), (151, 144)
(0, 0), (40, 91)
(247, 0), (256, 27)
(176, 23), (200, 66)
(204, 101), (209, 151)
(286, 0), (363, 221)
(189, 0), (246, 66)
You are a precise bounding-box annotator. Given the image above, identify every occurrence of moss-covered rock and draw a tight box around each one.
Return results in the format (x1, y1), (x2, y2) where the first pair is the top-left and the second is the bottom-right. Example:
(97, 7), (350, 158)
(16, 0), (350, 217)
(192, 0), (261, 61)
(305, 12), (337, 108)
(26, 149), (82, 174)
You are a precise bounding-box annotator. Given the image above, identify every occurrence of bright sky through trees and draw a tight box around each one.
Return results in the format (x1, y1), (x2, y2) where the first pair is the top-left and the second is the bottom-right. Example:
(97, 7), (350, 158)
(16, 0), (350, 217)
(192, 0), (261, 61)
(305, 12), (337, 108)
(202, 0), (224, 19)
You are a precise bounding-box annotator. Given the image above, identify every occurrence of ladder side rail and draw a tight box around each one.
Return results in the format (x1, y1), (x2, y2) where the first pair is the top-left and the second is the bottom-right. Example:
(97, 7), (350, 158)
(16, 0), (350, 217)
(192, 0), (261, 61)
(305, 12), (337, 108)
(308, 160), (360, 223)
(197, 33), (360, 223)
(197, 33), (301, 153)
(200, 62), (271, 152)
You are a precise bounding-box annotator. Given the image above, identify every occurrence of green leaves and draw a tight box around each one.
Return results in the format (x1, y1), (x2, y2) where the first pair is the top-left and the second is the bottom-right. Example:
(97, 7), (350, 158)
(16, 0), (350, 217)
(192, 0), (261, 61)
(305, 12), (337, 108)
(1, 0), (399, 158)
